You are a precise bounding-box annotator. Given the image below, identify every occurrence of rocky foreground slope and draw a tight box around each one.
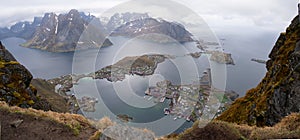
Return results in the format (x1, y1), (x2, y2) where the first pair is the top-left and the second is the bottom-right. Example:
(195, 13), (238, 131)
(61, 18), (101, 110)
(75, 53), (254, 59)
(0, 101), (97, 140)
(217, 16), (300, 126)
(161, 113), (300, 140)
(0, 41), (38, 107)
(0, 41), (69, 112)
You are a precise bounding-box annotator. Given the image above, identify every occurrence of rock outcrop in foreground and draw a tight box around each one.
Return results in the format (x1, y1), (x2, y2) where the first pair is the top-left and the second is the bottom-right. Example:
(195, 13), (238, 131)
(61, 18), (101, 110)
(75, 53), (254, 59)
(0, 41), (37, 107)
(0, 42), (66, 111)
(217, 15), (300, 126)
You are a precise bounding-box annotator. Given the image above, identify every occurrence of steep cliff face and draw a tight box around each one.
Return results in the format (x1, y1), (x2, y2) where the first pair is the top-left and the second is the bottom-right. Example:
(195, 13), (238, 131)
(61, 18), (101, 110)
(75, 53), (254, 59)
(217, 16), (300, 126)
(21, 9), (112, 52)
(0, 41), (36, 107)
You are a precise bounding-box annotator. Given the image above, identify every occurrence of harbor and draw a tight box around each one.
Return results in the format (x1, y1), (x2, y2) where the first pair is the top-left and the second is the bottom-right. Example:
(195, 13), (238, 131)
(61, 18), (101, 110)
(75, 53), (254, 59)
(144, 68), (238, 122)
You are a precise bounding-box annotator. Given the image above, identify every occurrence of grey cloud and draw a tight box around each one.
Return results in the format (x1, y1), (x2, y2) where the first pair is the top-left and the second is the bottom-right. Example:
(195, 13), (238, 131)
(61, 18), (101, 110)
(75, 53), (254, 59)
(0, 0), (298, 35)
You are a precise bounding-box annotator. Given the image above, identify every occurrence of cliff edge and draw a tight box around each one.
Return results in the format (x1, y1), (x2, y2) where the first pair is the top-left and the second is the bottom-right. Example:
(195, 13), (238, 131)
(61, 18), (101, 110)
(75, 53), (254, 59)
(217, 15), (300, 126)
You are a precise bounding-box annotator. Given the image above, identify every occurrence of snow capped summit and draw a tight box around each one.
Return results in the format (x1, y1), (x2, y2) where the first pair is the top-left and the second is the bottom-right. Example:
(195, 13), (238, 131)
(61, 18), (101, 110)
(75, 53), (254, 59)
(21, 9), (112, 52)
(105, 12), (150, 32)
(111, 17), (194, 43)
(0, 10), (194, 51)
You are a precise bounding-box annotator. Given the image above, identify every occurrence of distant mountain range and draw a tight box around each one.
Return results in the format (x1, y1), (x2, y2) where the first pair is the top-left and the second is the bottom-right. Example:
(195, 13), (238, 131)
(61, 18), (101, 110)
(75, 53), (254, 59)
(104, 12), (150, 32)
(111, 17), (194, 43)
(0, 10), (194, 52)
(0, 17), (42, 40)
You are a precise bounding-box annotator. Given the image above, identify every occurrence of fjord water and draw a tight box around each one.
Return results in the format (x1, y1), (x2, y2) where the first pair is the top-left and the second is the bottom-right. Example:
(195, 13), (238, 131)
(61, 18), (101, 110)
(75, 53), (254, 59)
(2, 38), (74, 79)
(2, 34), (273, 135)
(2, 35), (272, 95)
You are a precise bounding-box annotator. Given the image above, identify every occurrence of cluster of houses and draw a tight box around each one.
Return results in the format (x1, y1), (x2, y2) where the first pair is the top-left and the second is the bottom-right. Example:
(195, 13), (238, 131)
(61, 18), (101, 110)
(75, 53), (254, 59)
(144, 68), (212, 122)
(77, 96), (99, 112)
(145, 80), (203, 121)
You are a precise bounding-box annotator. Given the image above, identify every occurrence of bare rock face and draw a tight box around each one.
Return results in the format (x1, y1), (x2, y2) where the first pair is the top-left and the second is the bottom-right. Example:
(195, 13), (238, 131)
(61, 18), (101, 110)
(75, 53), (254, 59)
(217, 15), (300, 127)
(105, 12), (150, 32)
(22, 9), (112, 52)
(0, 17), (42, 40)
(0, 41), (36, 107)
(0, 27), (14, 39)
(1, 11), (194, 52)
(111, 17), (194, 43)
(0, 10), (113, 52)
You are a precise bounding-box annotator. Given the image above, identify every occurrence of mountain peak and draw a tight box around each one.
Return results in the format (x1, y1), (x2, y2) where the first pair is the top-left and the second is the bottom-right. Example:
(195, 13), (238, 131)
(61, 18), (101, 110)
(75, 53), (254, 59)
(20, 9), (112, 52)
(111, 17), (193, 43)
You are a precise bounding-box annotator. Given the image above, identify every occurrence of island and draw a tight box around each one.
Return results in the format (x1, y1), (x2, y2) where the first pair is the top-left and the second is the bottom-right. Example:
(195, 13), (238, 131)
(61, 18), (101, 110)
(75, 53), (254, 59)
(116, 114), (133, 123)
(47, 52), (235, 114)
(195, 40), (234, 64)
(47, 54), (168, 113)
(208, 51), (235, 65)
(251, 58), (267, 64)
(187, 52), (202, 58)
(92, 54), (167, 82)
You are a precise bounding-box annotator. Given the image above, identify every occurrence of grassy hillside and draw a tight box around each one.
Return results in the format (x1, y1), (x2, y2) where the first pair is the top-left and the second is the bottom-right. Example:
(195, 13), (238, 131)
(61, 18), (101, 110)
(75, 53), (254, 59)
(217, 15), (300, 126)
(160, 113), (300, 140)
(0, 101), (97, 139)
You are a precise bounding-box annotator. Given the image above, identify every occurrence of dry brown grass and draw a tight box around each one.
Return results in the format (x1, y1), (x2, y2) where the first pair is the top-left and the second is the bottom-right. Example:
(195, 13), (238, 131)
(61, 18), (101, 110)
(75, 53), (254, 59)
(0, 101), (91, 135)
(90, 116), (115, 131)
(31, 79), (69, 113)
(2, 100), (298, 140)
(250, 113), (300, 139)
(162, 113), (300, 140)
(89, 130), (102, 140)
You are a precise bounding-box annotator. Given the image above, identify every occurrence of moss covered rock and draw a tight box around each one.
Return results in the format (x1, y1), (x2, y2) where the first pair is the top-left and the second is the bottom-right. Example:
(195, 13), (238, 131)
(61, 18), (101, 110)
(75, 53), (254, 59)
(0, 41), (50, 109)
(217, 16), (300, 127)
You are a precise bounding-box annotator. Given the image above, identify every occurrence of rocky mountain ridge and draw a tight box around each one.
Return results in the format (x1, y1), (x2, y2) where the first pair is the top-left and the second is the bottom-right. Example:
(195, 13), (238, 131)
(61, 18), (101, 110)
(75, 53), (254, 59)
(21, 9), (112, 52)
(111, 17), (194, 43)
(0, 17), (42, 40)
(0, 11), (194, 52)
(217, 15), (300, 127)
(104, 12), (150, 32)
(103, 12), (193, 43)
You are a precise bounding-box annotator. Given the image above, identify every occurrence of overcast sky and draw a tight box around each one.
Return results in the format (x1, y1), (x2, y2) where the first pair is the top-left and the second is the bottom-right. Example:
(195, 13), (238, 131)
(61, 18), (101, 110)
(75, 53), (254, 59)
(0, 0), (298, 35)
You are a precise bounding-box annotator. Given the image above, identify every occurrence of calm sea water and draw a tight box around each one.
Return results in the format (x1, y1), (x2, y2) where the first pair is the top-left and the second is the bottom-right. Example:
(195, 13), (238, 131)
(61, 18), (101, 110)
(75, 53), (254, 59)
(2, 38), (74, 79)
(1, 33), (275, 135)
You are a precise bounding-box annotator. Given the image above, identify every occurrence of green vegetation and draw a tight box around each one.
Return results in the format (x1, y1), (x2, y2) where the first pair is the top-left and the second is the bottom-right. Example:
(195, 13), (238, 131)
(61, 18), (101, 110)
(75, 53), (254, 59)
(216, 15), (300, 126)
(31, 79), (69, 113)
(0, 61), (19, 68)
